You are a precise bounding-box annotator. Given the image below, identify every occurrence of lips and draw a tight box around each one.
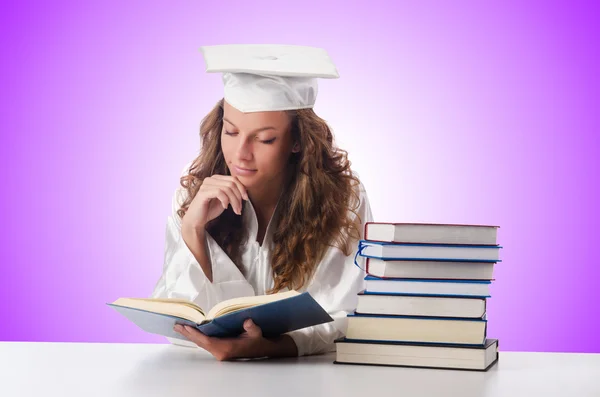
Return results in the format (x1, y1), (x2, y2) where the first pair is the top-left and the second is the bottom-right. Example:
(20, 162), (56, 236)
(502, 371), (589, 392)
(235, 166), (256, 171)
(234, 165), (258, 176)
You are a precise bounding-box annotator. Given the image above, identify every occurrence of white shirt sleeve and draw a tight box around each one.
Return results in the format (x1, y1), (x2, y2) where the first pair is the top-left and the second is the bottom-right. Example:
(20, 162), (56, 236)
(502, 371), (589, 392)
(286, 181), (374, 356)
(150, 185), (255, 347)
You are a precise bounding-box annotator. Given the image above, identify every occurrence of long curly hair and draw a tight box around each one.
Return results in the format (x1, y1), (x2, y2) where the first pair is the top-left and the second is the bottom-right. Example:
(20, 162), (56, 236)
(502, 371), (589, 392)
(176, 98), (362, 293)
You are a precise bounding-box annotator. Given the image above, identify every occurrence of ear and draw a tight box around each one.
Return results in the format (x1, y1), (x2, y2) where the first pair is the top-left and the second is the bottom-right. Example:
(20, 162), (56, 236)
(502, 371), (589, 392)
(291, 142), (300, 153)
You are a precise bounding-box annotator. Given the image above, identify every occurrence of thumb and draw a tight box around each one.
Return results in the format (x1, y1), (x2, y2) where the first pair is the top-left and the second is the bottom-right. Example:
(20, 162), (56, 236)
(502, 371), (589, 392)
(243, 319), (262, 338)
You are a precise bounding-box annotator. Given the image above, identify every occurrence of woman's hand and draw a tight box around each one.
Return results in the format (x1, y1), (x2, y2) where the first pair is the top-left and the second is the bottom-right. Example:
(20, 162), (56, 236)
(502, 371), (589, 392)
(182, 175), (249, 233)
(173, 319), (292, 361)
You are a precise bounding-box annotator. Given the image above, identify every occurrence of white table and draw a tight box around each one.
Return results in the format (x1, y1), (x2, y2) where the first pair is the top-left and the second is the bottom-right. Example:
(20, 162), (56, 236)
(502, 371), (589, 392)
(1, 342), (599, 396)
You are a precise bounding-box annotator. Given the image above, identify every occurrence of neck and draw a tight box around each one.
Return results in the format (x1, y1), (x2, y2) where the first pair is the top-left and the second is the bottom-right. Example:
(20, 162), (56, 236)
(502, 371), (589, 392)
(248, 170), (290, 224)
(249, 182), (283, 221)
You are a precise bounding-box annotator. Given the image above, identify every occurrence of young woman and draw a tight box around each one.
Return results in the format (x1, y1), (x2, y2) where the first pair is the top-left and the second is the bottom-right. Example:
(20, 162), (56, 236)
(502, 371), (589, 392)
(151, 44), (373, 361)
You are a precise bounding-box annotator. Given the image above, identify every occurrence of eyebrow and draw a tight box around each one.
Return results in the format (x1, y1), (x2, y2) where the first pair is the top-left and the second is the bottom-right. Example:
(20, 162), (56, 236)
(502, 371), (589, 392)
(223, 117), (277, 134)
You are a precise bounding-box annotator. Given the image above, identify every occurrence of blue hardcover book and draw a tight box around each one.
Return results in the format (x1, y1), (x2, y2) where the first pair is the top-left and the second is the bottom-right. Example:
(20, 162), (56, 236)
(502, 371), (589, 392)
(107, 290), (333, 341)
(363, 275), (492, 298)
(357, 240), (502, 262)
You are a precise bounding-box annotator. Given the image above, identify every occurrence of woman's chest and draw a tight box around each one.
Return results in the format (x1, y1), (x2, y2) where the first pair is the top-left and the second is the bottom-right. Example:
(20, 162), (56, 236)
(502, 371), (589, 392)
(239, 241), (274, 295)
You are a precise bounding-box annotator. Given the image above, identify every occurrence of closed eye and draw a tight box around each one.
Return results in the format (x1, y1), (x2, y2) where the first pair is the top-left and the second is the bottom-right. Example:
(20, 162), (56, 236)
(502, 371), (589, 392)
(224, 131), (275, 144)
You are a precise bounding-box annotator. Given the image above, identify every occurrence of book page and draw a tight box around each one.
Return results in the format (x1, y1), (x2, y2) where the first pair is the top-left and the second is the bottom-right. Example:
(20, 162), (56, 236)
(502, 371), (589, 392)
(207, 289), (300, 319)
(130, 297), (205, 313)
(111, 297), (206, 324)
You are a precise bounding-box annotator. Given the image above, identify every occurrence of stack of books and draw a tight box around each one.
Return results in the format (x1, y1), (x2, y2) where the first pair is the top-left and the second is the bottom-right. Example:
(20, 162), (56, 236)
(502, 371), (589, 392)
(335, 222), (502, 371)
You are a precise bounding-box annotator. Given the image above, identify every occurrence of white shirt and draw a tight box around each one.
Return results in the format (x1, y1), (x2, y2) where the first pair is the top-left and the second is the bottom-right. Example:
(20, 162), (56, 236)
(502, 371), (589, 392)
(150, 177), (373, 356)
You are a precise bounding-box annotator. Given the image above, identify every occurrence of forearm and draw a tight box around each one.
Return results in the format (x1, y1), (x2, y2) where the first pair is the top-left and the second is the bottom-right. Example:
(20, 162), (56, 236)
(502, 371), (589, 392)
(181, 223), (213, 282)
(258, 335), (298, 358)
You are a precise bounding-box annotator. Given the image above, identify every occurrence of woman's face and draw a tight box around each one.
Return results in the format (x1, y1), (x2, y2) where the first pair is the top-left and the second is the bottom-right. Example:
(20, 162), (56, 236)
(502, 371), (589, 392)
(221, 100), (298, 191)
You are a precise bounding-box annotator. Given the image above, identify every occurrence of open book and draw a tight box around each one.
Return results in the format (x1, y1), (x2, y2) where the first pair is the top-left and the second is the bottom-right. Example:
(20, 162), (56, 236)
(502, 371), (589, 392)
(108, 290), (333, 340)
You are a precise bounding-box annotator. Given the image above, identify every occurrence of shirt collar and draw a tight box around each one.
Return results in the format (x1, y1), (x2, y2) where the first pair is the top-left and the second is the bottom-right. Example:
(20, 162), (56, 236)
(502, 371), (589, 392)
(243, 189), (284, 249)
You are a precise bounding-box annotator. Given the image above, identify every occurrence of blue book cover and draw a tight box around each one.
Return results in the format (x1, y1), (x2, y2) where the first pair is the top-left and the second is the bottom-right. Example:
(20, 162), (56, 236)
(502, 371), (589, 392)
(361, 275), (492, 298)
(364, 275), (492, 284)
(359, 290), (491, 299)
(107, 291), (333, 341)
(356, 239), (502, 262)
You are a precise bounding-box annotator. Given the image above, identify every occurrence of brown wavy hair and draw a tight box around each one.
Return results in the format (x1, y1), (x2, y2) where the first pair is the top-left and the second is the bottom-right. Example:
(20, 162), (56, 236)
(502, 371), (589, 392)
(176, 98), (362, 293)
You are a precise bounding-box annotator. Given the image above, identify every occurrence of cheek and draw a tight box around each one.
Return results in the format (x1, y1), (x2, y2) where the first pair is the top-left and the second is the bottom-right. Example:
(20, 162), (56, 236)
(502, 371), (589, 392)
(256, 146), (290, 172)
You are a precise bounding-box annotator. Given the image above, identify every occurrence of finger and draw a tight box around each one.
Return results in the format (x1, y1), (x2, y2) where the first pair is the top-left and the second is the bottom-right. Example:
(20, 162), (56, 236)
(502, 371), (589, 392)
(174, 324), (212, 349)
(214, 188), (232, 211)
(231, 176), (249, 201)
(219, 186), (242, 215)
(175, 325), (238, 361)
(208, 178), (245, 212)
(212, 175), (249, 201)
(214, 182), (243, 214)
(202, 186), (238, 214)
(202, 179), (241, 214)
(213, 185), (243, 215)
(243, 319), (262, 339)
(184, 325), (213, 346)
(200, 187), (230, 212)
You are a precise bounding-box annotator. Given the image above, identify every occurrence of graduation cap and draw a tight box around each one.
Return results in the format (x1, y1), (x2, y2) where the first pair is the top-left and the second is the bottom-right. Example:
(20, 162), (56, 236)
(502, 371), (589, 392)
(199, 44), (340, 113)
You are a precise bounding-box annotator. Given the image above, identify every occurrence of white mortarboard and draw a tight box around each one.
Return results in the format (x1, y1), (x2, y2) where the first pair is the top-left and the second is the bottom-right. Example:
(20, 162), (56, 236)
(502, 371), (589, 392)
(199, 44), (339, 113)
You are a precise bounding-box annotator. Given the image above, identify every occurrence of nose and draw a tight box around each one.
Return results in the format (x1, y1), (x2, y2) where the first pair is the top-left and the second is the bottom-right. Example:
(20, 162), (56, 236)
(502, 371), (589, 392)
(235, 137), (253, 161)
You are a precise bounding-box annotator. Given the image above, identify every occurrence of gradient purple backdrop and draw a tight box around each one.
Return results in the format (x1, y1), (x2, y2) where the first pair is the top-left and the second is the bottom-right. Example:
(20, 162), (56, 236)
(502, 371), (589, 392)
(1, 1), (598, 353)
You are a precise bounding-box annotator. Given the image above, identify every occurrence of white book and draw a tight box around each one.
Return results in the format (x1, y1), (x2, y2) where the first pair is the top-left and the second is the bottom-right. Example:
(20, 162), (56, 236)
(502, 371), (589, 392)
(366, 257), (495, 280)
(356, 293), (486, 318)
(364, 276), (491, 297)
(346, 314), (487, 345)
(335, 338), (499, 371)
(365, 222), (499, 245)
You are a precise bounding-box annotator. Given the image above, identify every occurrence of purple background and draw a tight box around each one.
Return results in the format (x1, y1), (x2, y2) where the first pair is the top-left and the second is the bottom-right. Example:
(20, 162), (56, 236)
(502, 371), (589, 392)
(1, 1), (598, 353)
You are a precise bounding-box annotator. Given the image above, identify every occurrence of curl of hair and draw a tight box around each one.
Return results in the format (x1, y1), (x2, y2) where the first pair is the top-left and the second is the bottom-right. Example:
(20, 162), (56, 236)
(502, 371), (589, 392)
(177, 98), (362, 293)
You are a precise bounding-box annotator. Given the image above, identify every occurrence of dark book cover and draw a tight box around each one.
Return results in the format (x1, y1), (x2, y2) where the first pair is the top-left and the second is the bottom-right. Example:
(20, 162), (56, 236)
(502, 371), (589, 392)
(334, 338), (499, 372)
